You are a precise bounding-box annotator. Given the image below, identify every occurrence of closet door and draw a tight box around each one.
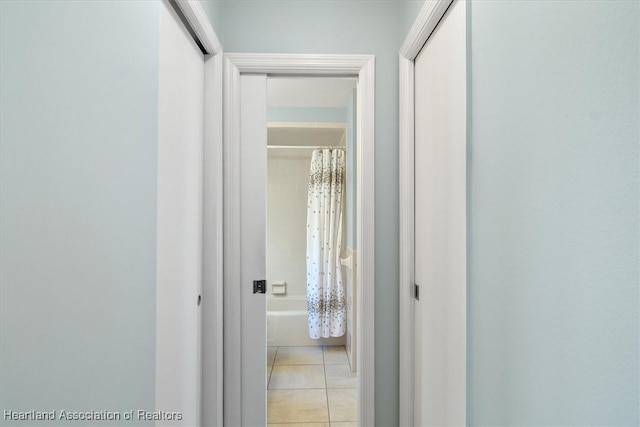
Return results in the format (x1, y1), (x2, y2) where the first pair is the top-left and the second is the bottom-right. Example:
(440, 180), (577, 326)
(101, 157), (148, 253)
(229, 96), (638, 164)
(156, 1), (205, 425)
(413, 0), (467, 425)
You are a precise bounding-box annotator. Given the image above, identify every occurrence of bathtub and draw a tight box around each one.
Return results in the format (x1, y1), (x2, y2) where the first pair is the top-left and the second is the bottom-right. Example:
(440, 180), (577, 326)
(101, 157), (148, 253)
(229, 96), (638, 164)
(267, 296), (346, 347)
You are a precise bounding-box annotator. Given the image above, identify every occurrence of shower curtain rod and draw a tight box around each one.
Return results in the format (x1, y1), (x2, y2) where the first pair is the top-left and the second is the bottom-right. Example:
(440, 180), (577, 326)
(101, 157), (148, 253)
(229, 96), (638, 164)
(267, 145), (345, 149)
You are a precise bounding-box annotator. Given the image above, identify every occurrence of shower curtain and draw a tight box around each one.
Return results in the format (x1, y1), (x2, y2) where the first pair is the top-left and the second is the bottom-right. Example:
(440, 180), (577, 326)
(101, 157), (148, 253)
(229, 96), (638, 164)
(306, 148), (346, 338)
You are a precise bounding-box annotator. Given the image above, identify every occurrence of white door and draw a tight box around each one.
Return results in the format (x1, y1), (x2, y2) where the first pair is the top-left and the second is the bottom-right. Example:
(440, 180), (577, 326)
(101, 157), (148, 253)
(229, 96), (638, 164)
(156, 1), (205, 425)
(239, 73), (268, 426)
(413, 0), (467, 425)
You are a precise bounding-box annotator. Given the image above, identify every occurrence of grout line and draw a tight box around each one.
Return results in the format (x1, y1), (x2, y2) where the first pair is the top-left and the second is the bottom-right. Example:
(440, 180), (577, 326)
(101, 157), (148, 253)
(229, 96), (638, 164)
(324, 346), (333, 424)
(267, 347), (277, 390)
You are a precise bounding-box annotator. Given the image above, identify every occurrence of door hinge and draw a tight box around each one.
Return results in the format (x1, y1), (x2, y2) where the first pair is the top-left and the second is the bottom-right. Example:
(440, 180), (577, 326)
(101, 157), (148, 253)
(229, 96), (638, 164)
(253, 279), (266, 294)
(414, 283), (419, 301)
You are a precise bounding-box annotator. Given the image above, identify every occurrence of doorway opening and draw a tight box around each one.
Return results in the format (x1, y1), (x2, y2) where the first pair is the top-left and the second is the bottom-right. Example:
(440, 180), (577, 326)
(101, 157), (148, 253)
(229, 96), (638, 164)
(223, 53), (375, 426)
(266, 77), (358, 424)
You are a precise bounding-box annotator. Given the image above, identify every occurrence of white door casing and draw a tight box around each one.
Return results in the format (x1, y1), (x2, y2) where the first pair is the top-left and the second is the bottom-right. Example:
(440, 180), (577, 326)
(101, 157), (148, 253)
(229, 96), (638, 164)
(399, 0), (467, 425)
(224, 53), (375, 427)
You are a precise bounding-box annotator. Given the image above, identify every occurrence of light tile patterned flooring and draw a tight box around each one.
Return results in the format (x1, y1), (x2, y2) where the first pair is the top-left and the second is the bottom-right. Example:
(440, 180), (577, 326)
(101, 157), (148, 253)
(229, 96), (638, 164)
(267, 346), (356, 426)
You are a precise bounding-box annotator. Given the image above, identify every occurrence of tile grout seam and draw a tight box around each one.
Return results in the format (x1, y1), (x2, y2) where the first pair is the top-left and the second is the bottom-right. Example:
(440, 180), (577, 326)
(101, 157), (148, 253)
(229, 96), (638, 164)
(323, 346), (331, 424)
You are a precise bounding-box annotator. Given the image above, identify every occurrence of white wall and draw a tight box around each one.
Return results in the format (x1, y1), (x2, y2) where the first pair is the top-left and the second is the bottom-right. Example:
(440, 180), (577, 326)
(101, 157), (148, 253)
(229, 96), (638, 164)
(267, 149), (350, 298)
(267, 152), (312, 298)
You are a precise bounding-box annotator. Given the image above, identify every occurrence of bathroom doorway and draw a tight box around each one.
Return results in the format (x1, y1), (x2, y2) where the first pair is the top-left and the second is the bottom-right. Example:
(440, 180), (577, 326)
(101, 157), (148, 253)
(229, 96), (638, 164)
(222, 53), (375, 426)
(266, 77), (358, 424)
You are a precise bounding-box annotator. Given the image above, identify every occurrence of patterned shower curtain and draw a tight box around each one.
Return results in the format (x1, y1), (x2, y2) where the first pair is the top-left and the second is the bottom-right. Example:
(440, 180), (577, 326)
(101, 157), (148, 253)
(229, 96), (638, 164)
(306, 148), (346, 338)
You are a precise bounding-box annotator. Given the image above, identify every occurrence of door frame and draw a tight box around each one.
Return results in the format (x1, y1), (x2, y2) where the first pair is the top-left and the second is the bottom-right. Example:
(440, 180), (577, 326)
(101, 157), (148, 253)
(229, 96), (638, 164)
(398, 0), (467, 425)
(224, 53), (376, 426)
(158, 1), (224, 426)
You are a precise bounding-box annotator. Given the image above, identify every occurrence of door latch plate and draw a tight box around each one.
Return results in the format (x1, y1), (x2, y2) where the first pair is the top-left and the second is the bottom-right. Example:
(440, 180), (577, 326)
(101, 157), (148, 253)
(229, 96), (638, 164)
(253, 280), (266, 294)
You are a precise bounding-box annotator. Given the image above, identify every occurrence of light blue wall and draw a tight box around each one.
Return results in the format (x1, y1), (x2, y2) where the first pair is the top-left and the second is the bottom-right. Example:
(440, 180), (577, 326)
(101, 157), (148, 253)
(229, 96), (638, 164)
(467, 1), (639, 425)
(0, 1), (159, 423)
(200, 0), (224, 44)
(402, 0), (424, 36)
(219, 2), (404, 424)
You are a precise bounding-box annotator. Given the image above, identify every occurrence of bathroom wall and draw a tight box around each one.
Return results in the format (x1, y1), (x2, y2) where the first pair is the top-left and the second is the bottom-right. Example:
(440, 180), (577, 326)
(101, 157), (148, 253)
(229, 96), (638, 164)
(267, 151), (312, 298)
(266, 105), (349, 299)
(267, 144), (350, 350)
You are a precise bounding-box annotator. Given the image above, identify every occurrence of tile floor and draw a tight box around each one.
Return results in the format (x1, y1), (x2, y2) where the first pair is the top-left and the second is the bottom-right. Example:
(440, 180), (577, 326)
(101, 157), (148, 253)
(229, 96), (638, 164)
(267, 346), (356, 426)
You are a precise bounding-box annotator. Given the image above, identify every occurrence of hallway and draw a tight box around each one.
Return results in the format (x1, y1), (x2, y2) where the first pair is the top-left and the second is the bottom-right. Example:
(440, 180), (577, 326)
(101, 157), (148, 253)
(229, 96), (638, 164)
(1, 1), (638, 426)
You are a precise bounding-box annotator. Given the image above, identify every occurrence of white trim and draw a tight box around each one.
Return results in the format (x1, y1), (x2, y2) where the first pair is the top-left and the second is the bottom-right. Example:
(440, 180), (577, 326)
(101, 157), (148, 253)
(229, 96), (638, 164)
(398, 1), (466, 427)
(356, 54), (376, 427)
(398, 53), (416, 427)
(224, 53), (376, 427)
(399, 0), (453, 60)
(172, 0), (222, 55)
(223, 57), (242, 425)
(225, 53), (375, 75)
(201, 51), (224, 427)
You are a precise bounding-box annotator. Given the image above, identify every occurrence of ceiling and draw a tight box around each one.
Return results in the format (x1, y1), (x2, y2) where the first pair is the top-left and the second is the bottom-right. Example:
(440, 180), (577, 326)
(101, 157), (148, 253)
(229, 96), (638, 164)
(267, 77), (357, 108)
